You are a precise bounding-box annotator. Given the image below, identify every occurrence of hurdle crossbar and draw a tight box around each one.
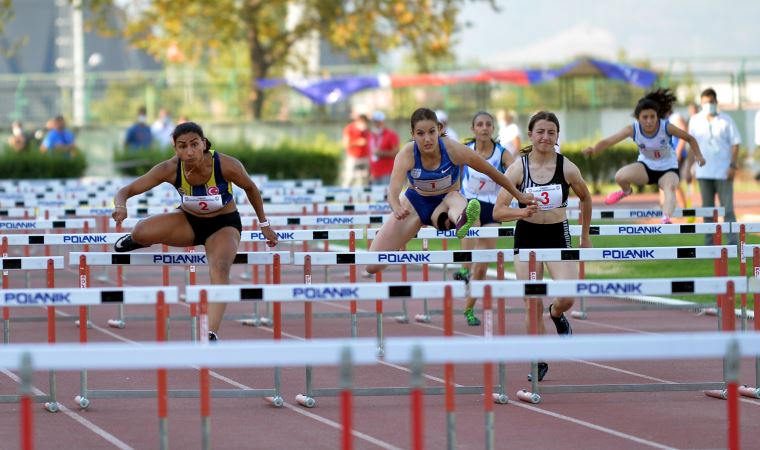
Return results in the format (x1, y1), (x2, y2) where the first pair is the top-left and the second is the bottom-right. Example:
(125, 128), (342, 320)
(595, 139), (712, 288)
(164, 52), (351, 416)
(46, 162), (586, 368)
(517, 245), (737, 262)
(567, 206), (723, 220)
(69, 251), (292, 266)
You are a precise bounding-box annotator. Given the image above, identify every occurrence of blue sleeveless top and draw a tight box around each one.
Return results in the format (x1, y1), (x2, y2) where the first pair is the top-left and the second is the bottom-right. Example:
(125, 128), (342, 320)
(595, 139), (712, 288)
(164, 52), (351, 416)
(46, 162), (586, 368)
(406, 138), (460, 193)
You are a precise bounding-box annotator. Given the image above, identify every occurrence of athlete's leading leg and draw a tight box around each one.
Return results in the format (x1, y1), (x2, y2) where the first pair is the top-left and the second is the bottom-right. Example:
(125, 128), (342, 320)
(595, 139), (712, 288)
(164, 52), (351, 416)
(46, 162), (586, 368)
(658, 171), (680, 220)
(203, 227), (242, 334)
(366, 194), (423, 274)
(129, 211), (196, 248)
(545, 261), (578, 335)
(605, 163), (649, 205)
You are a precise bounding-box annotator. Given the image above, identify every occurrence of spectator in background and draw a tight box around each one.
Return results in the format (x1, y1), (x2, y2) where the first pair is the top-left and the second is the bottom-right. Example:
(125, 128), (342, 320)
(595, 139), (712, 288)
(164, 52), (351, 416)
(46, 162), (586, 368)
(497, 109), (521, 155)
(341, 112), (371, 187)
(7, 121), (29, 152)
(40, 115), (76, 157)
(177, 115), (190, 125)
(689, 87), (741, 245)
(435, 110), (459, 142)
(151, 108), (175, 148)
(125, 106), (153, 151)
(369, 111), (400, 186)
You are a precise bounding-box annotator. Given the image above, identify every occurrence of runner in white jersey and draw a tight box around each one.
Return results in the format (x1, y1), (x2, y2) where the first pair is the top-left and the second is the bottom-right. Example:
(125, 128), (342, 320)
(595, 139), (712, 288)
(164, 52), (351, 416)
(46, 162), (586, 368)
(456, 111), (519, 326)
(584, 89), (705, 223)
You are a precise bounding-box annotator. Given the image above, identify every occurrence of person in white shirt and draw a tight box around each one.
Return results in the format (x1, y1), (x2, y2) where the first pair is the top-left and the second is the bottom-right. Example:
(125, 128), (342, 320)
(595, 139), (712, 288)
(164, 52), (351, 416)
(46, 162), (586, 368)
(435, 110), (459, 142)
(689, 88), (742, 245)
(151, 108), (175, 148)
(497, 109), (521, 155)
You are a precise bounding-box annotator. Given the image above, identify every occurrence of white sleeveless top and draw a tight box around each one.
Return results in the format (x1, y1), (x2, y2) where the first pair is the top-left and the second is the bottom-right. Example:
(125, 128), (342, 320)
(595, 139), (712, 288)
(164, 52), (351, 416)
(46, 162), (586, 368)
(632, 119), (677, 171)
(461, 140), (506, 204)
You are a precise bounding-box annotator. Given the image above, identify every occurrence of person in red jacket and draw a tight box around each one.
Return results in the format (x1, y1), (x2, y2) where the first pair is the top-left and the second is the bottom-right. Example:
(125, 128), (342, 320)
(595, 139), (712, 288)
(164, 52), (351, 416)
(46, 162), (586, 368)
(369, 111), (400, 186)
(341, 113), (371, 187)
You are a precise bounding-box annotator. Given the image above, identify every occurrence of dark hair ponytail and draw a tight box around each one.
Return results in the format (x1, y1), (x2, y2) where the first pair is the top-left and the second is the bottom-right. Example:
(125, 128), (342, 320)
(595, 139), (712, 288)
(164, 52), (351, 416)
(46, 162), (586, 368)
(633, 88), (676, 120)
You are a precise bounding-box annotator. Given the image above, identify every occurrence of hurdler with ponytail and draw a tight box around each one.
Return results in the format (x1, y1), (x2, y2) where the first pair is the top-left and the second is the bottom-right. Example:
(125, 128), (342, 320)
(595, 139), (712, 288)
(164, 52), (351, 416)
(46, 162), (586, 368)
(584, 88), (705, 223)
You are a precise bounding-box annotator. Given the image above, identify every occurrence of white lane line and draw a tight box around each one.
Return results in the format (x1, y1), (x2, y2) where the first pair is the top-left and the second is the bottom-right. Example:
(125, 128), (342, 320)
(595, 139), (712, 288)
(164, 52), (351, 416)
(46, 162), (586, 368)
(0, 368), (134, 450)
(51, 287), (401, 450)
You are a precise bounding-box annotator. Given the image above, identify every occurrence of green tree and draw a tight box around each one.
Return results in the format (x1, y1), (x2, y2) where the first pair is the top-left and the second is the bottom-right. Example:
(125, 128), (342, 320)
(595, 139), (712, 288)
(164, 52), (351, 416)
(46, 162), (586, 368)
(81, 0), (495, 119)
(0, 0), (27, 58)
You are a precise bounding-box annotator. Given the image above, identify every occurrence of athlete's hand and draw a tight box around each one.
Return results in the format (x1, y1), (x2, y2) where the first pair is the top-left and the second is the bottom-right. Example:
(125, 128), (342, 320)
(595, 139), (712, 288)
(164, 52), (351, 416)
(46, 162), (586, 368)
(582, 146), (595, 155)
(261, 226), (278, 247)
(696, 155), (706, 167)
(392, 207), (410, 221)
(580, 235), (593, 248)
(112, 206), (127, 225)
(517, 191), (536, 206)
(522, 204), (539, 218)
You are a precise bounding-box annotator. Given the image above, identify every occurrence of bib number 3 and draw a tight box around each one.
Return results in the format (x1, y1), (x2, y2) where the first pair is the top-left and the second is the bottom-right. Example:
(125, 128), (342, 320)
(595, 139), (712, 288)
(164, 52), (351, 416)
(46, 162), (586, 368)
(524, 184), (563, 210)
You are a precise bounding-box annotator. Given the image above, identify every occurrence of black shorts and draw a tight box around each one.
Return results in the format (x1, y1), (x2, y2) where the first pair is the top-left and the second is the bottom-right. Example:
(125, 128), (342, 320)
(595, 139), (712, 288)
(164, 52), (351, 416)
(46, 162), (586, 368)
(513, 219), (571, 254)
(182, 210), (242, 246)
(473, 200), (497, 225)
(636, 161), (679, 185)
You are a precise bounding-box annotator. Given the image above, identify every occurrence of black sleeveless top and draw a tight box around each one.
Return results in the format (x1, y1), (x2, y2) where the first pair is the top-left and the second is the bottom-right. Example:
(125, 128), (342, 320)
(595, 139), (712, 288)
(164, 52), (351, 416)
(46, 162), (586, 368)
(517, 153), (570, 209)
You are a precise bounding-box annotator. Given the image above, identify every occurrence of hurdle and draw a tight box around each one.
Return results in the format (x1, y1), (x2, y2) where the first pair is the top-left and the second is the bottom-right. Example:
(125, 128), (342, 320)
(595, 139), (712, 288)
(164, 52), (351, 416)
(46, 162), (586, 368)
(185, 282), (484, 410)
(4, 332), (756, 450)
(470, 277), (747, 405)
(518, 245), (736, 326)
(239, 229), (366, 326)
(69, 251), (290, 331)
(0, 256), (64, 346)
(566, 206), (723, 220)
(0, 258), (60, 412)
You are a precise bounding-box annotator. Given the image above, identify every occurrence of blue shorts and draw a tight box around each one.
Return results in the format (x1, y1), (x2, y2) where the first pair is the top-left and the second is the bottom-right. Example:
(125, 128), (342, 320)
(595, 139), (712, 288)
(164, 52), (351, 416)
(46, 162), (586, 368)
(405, 189), (447, 226)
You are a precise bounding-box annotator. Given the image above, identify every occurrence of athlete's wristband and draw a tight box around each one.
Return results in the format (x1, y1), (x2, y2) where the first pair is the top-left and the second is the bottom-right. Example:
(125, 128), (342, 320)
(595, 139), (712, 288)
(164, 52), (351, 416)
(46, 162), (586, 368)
(114, 204), (126, 210)
(259, 220), (270, 228)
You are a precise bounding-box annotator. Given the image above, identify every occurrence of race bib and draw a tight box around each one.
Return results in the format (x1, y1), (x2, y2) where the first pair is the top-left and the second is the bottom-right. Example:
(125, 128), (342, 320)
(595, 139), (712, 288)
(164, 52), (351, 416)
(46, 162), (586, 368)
(524, 184), (563, 210)
(640, 146), (669, 160)
(465, 172), (498, 196)
(182, 194), (224, 214)
(413, 174), (453, 192)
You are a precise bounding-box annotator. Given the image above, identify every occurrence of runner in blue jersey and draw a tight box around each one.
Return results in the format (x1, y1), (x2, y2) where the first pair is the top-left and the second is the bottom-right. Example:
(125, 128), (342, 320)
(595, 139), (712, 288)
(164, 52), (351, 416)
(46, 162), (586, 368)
(365, 108), (536, 275)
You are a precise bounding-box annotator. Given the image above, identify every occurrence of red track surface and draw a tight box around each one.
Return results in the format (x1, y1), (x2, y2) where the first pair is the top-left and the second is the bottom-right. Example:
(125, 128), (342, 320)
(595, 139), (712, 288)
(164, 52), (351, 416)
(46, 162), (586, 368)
(2, 191), (760, 449)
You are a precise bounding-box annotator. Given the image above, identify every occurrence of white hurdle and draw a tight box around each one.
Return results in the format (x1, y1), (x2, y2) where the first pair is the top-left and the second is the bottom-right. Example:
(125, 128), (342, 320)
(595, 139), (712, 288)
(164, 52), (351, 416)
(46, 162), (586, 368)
(186, 281), (468, 409)
(6, 332), (755, 450)
(0, 286), (177, 413)
(517, 245), (737, 322)
(566, 206), (723, 220)
(470, 277), (747, 405)
(69, 251), (290, 331)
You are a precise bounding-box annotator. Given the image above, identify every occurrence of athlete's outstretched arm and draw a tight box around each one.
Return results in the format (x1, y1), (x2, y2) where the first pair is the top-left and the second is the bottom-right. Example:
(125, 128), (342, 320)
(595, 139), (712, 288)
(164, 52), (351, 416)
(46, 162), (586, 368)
(492, 161), (538, 222)
(112, 159), (174, 224)
(444, 137), (535, 205)
(564, 161), (593, 248)
(583, 125), (633, 155)
(387, 143), (414, 220)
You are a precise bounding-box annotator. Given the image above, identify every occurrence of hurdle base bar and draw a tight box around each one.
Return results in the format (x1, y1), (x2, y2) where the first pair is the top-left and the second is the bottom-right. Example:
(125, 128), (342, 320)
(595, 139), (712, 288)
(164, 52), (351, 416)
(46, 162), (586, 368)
(393, 315), (409, 324)
(295, 394), (316, 408)
(492, 392), (509, 404)
(570, 311), (588, 320)
(704, 389), (727, 400)
(107, 319), (126, 329)
(82, 388), (278, 399)
(516, 389), (541, 404)
(537, 382), (725, 395)
(414, 314), (431, 323)
(739, 385), (760, 398)
(309, 385), (486, 397)
(74, 320), (93, 329)
(263, 396), (284, 407)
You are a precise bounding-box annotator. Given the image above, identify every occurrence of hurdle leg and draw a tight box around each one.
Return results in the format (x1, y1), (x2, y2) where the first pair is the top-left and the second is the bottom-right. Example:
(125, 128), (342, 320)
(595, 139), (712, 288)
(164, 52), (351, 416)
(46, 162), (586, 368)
(3, 308), (9, 344)
(107, 266), (126, 329)
(415, 240), (432, 323)
(20, 352), (34, 450)
(375, 272), (384, 357)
